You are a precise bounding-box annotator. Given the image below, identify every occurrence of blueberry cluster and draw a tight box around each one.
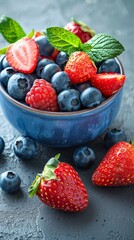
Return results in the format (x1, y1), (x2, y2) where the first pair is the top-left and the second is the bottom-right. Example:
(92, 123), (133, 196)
(0, 36), (121, 112)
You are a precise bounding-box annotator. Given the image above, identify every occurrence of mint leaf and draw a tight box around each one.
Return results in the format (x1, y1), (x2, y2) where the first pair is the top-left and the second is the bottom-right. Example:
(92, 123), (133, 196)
(82, 43), (93, 52)
(46, 27), (83, 55)
(0, 45), (9, 54)
(0, 15), (26, 43)
(27, 29), (35, 38)
(87, 33), (125, 62)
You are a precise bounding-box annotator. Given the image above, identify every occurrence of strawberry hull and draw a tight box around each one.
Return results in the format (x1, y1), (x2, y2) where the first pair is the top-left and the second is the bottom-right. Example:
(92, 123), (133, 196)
(0, 80), (123, 147)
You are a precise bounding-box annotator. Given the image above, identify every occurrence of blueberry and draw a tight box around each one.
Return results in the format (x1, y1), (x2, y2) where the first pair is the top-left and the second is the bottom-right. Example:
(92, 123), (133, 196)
(73, 82), (92, 93)
(0, 137), (5, 154)
(51, 72), (71, 93)
(58, 89), (81, 111)
(0, 54), (5, 72)
(56, 51), (69, 70)
(0, 171), (21, 193)
(80, 87), (102, 108)
(13, 136), (37, 160)
(35, 36), (54, 57)
(98, 58), (121, 73)
(7, 73), (34, 100)
(36, 58), (54, 78)
(2, 56), (10, 69)
(0, 67), (16, 87)
(41, 63), (61, 82)
(104, 128), (127, 147)
(73, 146), (96, 169)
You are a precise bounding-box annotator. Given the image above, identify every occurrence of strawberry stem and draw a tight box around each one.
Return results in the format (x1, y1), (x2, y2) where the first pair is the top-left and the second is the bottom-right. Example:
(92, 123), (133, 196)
(28, 154), (60, 198)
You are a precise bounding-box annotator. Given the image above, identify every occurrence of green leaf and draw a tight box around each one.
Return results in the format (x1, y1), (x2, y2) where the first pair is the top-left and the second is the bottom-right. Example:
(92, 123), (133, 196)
(0, 45), (9, 54)
(27, 29), (35, 38)
(87, 33), (125, 62)
(82, 43), (93, 52)
(0, 15), (26, 43)
(42, 154), (60, 181)
(46, 27), (83, 55)
(28, 175), (41, 198)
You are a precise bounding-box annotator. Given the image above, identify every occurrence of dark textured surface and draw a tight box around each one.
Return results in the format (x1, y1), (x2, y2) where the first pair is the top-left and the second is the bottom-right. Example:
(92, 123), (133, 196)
(0, 0), (134, 239)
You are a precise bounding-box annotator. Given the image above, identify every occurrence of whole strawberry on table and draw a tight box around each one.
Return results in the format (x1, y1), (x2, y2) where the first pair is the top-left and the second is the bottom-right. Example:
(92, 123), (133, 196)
(0, 15), (126, 112)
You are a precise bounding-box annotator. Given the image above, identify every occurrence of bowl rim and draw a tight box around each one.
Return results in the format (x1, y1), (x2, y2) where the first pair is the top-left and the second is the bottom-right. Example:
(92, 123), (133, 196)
(0, 57), (124, 117)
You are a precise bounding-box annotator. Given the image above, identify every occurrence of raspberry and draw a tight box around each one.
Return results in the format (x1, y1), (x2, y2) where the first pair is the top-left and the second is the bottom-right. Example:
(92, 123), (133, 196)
(25, 79), (59, 112)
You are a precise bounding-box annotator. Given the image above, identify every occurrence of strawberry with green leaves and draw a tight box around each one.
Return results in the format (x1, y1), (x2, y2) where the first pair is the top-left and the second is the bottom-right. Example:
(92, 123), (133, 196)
(28, 154), (88, 212)
(64, 18), (96, 43)
(92, 141), (134, 187)
(90, 73), (126, 97)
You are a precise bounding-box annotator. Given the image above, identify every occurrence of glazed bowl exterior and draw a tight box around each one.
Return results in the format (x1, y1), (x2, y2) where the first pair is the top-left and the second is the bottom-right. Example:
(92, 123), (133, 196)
(0, 58), (124, 148)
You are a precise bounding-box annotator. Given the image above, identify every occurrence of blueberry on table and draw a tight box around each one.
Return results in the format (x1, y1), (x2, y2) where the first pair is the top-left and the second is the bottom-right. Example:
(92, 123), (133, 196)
(0, 171), (21, 193)
(35, 36), (54, 57)
(56, 51), (69, 70)
(58, 89), (81, 111)
(73, 146), (96, 169)
(51, 71), (71, 93)
(104, 128), (127, 147)
(41, 63), (61, 82)
(13, 136), (37, 160)
(98, 58), (121, 73)
(80, 87), (102, 108)
(0, 67), (16, 87)
(36, 58), (54, 78)
(7, 73), (34, 100)
(0, 137), (5, 154)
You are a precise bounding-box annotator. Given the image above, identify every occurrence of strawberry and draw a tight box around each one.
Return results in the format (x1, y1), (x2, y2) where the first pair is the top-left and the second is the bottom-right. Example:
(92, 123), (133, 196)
(90, 73), (126, 97)
(25, 79), (59, 112)
(92, 141), (134, 187)
(6, 37), (39, 74)
(64, 18), (96, 43)
(28, 154), (88, 212)
(65, 51), (97, 84)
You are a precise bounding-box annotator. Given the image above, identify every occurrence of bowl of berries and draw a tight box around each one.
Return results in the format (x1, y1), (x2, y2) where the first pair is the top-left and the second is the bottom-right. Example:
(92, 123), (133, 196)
(0, 16), (126, 147)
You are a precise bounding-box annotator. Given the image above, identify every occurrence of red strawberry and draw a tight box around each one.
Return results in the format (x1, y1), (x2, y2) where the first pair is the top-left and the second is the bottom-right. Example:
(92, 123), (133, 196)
(90, 73), (126, 97)
(92, 141), (134, 187)
(65, 51), (97, 84)
(28, 154), (88, 212)
(25, 79), (59, 112)
(64, 18), (95, 43)
(6, 37), (39, 74)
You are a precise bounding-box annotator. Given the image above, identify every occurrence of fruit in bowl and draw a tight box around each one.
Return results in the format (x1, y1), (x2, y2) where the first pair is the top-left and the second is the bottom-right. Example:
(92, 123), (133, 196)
(0, 16), (126, 147)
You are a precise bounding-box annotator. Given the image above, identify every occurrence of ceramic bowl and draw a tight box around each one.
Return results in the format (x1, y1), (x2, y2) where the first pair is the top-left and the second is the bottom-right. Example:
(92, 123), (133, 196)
(0, 58), (124, 148)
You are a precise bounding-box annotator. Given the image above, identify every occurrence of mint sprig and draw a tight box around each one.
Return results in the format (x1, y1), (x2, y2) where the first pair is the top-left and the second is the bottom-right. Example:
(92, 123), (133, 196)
(46, 27), (125, 62)
(0, 15), (26, 43)
(46, 27), (84, 55)
(87, 33), (125, 62)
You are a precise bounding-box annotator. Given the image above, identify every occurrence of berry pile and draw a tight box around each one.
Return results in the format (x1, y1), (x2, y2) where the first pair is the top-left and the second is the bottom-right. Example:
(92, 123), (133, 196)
(0, 22), (126, 112)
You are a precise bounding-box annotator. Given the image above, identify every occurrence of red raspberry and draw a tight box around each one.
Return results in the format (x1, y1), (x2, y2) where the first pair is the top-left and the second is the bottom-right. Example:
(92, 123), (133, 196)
(25, 79), (59, 112)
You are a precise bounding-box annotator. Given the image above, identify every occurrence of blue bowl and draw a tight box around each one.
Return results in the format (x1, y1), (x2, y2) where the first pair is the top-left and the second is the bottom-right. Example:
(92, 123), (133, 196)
(0, 58), (124, 148)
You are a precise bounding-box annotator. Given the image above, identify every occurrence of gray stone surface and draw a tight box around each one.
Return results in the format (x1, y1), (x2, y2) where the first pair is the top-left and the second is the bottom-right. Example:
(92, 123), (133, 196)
(0, 0), (134, 239)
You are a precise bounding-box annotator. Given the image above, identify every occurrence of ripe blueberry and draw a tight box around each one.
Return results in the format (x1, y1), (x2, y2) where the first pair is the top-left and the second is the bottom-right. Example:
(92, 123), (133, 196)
(0, 171), (21, 193)
(98, 58), (121, 73)
(104, 128), (127, 147)
(0, 67), (16, 87)
(0, 137), (5, 154)
(58, 89), (81, 111)
(80, 87), (102, 108)
(7, 73), (34, 100)
(73, 146), (96, 169)
(36, 58), (54, 78)
(56, 51), (69, 70)
(35, 36), (54, 57)
(51, 71), (71, 93)
(13, 136), (37, 160)
(73, 82), (92, 93)
(41, 63), (61, 82)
